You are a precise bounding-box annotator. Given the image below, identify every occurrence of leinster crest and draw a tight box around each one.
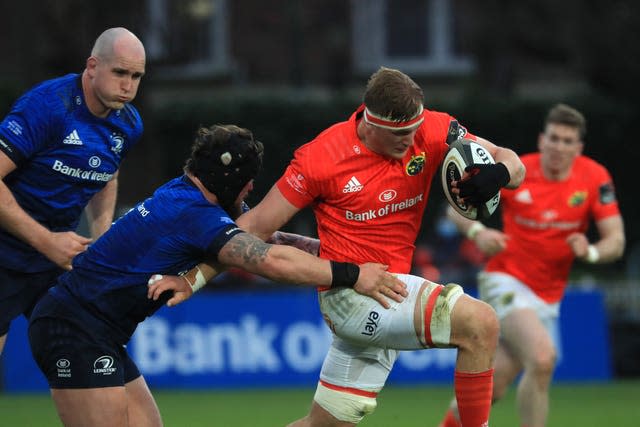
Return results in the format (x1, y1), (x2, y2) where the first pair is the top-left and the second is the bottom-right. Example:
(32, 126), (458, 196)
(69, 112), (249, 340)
(110, 132), (125, 155)
(405, 152), (426, 176)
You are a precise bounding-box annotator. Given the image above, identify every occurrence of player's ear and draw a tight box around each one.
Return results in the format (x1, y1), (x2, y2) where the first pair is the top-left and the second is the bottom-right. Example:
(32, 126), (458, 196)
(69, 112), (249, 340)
(86, 56), (99, 75)
(537, 132), (545, 150)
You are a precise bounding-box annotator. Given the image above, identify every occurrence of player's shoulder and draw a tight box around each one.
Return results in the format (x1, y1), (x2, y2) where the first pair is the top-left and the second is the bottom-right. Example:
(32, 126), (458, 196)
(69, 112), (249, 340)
(114, 103), (144, 134)
(573, 154), (608, 171)
(28, 73), (78, 93)
(419, 108), (461, 142)
(295, 119), (353, 158)
(520, 152), (541, 166)
(16, 73), (79, 109)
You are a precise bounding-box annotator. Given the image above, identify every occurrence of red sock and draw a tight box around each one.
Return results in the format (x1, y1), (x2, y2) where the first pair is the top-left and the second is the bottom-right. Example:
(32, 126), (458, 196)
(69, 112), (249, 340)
(454, 368), (494, 427)
(439, 408), (462, 427)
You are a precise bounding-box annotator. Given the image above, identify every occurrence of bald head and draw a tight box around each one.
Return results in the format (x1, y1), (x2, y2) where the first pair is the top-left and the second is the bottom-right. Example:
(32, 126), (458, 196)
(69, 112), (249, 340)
(82, 27), (146, 117)
(91, 27), (145, 62)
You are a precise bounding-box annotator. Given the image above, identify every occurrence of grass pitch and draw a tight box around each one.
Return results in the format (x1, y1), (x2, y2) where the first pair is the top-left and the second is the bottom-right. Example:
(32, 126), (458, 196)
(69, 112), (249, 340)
(1, 380), (638, 426)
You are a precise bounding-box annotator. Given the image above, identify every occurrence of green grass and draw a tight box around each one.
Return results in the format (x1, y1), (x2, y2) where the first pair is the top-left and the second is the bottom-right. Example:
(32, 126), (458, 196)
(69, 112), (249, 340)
(1, 380), (639, 426)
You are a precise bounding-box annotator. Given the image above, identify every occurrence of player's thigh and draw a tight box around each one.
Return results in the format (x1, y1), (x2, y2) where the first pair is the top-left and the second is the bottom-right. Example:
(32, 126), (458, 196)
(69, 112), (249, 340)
(0, 266), (61, 336)
(125, 376), (162, 427)
(51, 386), (128, 427)
(319, 274), (465, 350)
(501, 308), (556, 366)
(479, 272), (558, 363)
(492, 342), (522, 399)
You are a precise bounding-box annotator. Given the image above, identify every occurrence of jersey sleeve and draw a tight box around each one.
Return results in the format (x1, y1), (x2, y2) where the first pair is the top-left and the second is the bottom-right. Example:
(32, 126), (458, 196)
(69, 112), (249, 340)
(445, 118), (476, 145)
(118, 104), (144, 159)
(589, 162), (620, 221)
(0, 88), (55, 165)
(276, 142), (326, 209)
(177, 203), (245, 260)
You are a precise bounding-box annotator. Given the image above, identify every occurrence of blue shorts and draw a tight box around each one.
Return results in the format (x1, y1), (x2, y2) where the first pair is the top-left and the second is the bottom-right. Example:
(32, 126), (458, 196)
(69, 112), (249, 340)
(0, 266), (63, 335)
(28, 295), (141, 389)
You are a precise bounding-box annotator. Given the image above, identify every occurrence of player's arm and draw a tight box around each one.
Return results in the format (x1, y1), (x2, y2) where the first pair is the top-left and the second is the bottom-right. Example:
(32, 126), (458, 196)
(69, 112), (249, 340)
(237, 184), (300, 239)
(174, 184), (305, 286)
(148, 231), (407, 308)
(267, 231), (320, 256)
(567, 215), (625, 264)
(85, 171), (119, 240)
(474, 137), (526, 189)
(446, 206), (508, 256)
(0, 151), (91, 269)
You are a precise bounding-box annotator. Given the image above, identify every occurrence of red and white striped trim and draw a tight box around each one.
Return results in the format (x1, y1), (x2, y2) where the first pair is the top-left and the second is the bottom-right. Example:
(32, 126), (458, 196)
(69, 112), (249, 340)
(319, 380), (378, 398)
(363, 105), (425, 130)
(423, 284), (444, 347)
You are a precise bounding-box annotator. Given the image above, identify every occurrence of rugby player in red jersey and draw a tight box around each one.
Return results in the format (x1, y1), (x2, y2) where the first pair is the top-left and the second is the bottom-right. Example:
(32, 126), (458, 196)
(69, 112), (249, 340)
(150, 67), (526, 427)
(439, 104), (625, 427)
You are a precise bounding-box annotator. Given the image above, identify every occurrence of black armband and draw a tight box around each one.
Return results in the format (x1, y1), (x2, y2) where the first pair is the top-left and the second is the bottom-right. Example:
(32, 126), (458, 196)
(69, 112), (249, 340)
(330, 261), (360, 288)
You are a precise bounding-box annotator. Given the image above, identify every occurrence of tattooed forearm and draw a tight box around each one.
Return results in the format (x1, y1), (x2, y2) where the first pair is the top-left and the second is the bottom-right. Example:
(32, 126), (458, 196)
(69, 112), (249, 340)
(222, 232), (270, 267)
(269, 231), (320, 256)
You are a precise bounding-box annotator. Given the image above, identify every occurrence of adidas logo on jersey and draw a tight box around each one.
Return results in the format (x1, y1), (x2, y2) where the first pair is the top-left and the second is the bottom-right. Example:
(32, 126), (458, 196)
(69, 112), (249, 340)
(63, 130), (83, 145)
(515, 189), (533, 203)
(343, 176), (363, 193)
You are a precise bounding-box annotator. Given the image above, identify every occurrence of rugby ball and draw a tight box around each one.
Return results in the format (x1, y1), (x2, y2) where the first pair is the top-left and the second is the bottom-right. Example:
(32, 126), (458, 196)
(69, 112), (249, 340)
(441, 138), (501, 220)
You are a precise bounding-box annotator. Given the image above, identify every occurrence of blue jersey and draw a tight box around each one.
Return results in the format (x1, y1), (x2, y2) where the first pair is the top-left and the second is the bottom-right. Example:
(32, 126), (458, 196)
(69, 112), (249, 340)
(0, 73), (143, 272)
(32, 176), (244, 344)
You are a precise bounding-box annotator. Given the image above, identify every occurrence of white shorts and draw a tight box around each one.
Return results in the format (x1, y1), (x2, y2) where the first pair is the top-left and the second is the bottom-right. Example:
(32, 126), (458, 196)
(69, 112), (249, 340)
(478, 271), (562, 355)
(317, 274), (463, 392)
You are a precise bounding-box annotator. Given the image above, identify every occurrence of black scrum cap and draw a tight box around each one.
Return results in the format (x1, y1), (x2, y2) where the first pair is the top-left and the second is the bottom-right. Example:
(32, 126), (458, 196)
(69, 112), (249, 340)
(192, 133), (263, 211)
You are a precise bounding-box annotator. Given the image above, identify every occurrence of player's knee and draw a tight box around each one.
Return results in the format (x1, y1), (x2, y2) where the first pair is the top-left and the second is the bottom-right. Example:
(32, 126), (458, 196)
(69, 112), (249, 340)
(314, 382), (377, 424)
(454, 297), (499, 353)
(529, 348), (557, 378)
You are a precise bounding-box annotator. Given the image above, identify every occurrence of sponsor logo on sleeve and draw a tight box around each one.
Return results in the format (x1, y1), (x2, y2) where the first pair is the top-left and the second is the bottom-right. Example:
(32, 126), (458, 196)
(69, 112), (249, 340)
(0, 138), (12, 153)
(599, 182), (616, 204)
(7, 120), (22, 136)
(286, 172), (307, 195)
(446, 120), (468, 144)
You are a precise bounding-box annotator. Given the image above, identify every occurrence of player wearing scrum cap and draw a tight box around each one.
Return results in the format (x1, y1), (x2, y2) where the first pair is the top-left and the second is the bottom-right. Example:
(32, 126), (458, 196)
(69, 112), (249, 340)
(152, 67), (526, 426)
(27, 124), (405, 427)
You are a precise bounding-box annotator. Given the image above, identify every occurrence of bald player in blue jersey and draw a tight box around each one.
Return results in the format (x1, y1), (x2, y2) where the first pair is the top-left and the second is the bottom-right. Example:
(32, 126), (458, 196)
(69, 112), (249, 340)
(0, 27), (145, 357)
(27, 124), (407, 427)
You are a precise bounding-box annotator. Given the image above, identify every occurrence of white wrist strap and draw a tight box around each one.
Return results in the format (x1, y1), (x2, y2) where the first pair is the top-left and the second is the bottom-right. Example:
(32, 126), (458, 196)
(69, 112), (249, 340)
(182, 266), (208, 293)
(586, 245), (600, 264)
(466, 222), (486, 240)
(192, 266), (208, 292)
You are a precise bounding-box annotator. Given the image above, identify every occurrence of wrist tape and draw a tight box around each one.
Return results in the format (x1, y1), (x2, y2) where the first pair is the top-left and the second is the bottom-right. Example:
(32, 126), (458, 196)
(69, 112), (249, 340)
(586, 245), (600, 264)
(466, 222), (486, 240)
(330, 261), (360, 288)
(183, 266), (208, 293)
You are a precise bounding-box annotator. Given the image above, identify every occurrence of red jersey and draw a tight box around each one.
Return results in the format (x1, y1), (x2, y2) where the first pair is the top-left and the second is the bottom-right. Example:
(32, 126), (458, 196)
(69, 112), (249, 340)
(485, 153), (620, 303)
(276, 104), (470, 274)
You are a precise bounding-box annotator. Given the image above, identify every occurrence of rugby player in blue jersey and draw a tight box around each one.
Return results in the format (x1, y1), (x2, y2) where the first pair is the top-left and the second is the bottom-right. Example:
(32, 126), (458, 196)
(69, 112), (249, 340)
(0, 27), (145, 359)
(27, 124), (407, 427)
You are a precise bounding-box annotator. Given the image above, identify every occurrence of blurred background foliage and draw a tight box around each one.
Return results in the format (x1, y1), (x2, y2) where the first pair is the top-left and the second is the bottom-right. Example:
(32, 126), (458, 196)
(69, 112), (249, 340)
(1, 0), (639, 279)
